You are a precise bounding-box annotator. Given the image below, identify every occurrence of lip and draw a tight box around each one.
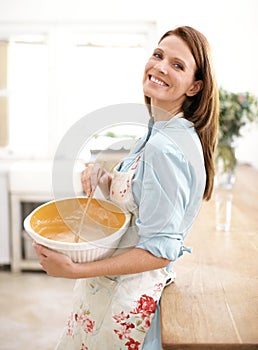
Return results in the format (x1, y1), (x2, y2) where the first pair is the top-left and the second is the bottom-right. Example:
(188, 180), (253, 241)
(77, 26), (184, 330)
(148, 74), (169, 87)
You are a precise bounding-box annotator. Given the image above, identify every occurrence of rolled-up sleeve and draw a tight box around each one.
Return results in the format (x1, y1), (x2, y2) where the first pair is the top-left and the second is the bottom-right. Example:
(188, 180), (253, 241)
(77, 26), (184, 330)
(135, 138), (191, 261)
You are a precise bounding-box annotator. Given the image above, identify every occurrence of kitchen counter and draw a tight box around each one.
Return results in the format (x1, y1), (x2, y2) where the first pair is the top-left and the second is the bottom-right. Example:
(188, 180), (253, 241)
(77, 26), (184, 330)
(161, 164), (258, 349)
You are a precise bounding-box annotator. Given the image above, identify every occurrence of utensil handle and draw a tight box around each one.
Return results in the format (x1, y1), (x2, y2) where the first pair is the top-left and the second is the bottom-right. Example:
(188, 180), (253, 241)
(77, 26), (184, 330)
(74, 168), (102, 243)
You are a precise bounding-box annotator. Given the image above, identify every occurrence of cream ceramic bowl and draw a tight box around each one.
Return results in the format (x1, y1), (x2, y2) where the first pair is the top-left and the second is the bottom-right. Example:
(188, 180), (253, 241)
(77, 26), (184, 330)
(24, 197), (130, 263)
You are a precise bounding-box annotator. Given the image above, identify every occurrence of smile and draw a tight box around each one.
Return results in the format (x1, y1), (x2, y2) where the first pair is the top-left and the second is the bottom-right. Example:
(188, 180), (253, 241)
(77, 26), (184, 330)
(149, 75), (168, 87)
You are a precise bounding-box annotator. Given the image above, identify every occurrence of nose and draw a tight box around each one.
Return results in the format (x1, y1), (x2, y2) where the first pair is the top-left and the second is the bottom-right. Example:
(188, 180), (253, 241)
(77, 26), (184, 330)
(154, 59), (168, 74)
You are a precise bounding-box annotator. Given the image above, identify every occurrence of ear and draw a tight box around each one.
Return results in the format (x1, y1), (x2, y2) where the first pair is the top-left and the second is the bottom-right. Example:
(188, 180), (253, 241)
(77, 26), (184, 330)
(186, 80), (203, 97)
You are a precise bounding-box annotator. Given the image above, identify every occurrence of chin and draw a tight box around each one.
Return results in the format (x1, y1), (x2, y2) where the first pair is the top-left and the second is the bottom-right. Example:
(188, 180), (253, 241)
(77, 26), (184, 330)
(143, 85), (156, 100)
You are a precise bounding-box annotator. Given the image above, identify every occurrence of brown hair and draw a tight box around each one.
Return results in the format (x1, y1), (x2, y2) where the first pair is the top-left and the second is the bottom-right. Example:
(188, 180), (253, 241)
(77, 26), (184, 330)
(145, 26), (219, 200)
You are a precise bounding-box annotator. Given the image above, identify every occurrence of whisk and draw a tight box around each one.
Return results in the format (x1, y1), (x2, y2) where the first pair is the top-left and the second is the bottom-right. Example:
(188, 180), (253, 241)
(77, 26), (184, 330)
(74, 166), (103, 243)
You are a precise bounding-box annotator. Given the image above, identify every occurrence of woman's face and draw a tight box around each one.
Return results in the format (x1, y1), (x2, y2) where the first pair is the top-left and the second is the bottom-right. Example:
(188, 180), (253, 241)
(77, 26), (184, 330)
(143, 34), (202, 114)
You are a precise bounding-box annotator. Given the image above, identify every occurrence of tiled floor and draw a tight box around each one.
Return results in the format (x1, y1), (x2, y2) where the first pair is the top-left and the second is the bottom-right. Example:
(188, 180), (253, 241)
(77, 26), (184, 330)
(0, 269), (75, 350)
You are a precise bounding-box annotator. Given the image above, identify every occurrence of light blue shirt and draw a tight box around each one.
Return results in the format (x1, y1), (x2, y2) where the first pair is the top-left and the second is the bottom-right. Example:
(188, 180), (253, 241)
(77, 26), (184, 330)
(119, 116), (206, 263)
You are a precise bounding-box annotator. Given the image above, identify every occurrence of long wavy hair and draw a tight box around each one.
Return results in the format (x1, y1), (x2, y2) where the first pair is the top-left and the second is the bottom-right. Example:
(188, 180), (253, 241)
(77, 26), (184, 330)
(145, 26), (219, 200)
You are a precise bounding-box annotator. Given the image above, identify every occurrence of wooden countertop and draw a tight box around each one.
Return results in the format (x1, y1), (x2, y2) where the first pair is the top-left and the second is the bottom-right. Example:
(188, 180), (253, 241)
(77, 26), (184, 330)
(161, 164), (258, 349)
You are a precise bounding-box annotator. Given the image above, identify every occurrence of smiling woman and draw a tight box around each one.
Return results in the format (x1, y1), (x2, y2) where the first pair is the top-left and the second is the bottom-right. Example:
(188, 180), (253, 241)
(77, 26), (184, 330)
(33, 25), (219, 350)
(143, 35), (203, 117)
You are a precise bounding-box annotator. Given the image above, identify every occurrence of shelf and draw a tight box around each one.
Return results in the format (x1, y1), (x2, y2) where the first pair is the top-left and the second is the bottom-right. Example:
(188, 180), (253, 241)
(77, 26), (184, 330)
(11, 194), (52, 272)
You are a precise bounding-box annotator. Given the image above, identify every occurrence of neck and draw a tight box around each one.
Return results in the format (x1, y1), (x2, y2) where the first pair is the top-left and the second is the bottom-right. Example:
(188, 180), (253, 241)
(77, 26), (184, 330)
(151, 105), (183, 122)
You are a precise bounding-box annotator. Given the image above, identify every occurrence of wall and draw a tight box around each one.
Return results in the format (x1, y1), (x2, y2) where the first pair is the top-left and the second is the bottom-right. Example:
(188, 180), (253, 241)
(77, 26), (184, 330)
(0, 0), (257, 166)
(0, 0), (257, 93)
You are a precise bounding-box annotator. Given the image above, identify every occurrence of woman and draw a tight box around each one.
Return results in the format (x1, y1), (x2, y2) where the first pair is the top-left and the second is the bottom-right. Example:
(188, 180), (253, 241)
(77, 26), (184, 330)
(34, 26), (219, 349)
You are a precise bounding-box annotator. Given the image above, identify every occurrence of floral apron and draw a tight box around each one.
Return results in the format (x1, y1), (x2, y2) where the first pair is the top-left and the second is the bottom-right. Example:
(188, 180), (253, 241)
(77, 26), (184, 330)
(55, 155), (175, 350)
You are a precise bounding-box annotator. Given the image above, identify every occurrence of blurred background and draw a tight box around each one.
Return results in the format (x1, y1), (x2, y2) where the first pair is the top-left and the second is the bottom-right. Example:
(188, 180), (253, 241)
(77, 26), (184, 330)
(0, 0), (257, 162)
(0, 1), (257, 349)
(0, 0), (257, 273)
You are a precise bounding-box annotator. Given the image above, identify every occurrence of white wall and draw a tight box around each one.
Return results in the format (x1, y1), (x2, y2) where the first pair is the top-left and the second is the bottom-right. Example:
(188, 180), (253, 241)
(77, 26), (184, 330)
(0, 0), (257, 93)
(0, 0), (257, 166)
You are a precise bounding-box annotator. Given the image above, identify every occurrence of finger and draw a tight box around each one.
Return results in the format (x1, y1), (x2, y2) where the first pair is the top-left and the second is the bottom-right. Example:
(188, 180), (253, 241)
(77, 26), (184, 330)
(81, 170), (88, 194)
(98, 172), (112, 198)
(33, 243), (48, 270)
(81, 165), (94, 196)
(90, 163), (102, 191)
(33, 242), (50, 258)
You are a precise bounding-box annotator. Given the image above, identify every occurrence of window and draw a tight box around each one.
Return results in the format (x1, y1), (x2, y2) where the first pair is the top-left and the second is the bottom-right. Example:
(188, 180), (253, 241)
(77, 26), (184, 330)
(0, 41), (8, 147)
(0, 22), (155, 159)
(8, 38), (49, 156)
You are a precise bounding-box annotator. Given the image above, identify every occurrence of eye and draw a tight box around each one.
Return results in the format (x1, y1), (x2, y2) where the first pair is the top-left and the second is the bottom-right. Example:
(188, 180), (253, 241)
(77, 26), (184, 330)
(153, 51), (163, 59)
(174, 63), (184, 70)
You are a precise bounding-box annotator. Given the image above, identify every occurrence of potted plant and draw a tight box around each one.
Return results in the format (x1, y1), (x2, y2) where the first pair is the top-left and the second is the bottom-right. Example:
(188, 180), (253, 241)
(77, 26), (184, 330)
(215, 87), (258, 188)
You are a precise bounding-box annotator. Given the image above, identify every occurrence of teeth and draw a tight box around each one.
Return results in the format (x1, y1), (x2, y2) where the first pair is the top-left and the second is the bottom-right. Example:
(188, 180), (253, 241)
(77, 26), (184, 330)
(150, 76), (166, 86)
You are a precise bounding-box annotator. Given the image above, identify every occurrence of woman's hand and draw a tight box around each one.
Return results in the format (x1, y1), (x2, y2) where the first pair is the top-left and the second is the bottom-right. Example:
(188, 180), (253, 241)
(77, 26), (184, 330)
(33, 243), (77, 278)
(81, 163), (112, 198)
(34, 242), (170, 279)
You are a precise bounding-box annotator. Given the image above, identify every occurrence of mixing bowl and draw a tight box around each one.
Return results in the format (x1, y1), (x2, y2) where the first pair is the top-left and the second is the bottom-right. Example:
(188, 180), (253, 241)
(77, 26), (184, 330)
(24, 197), (130, 262)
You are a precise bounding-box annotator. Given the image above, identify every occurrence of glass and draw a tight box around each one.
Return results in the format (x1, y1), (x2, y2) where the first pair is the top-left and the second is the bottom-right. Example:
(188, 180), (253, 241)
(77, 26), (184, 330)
(215, 191), (233, 232)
